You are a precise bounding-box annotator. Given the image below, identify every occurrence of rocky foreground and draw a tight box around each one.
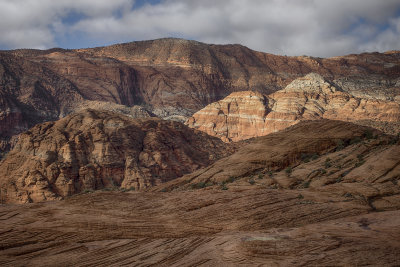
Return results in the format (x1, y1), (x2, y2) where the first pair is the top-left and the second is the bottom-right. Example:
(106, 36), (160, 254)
(0, 119), (399, 266)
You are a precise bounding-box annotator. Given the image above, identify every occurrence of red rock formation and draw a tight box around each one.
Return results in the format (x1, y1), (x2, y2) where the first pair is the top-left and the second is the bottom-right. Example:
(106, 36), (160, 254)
(187, 73), (400, 141)
(1, 38), (399, 149)
(0, 109), (232, 203)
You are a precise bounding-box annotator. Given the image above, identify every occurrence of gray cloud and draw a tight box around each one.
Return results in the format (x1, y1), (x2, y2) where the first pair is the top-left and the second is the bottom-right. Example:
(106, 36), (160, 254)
(0, 0), (399, 57)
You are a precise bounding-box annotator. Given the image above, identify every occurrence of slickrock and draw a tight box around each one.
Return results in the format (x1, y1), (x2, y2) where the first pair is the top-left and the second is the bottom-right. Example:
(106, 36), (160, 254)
(1, 119), (399, 266)
(0, 109), (232, 203)
(159, 120), (400, 211)
(187, 73), (400, 141)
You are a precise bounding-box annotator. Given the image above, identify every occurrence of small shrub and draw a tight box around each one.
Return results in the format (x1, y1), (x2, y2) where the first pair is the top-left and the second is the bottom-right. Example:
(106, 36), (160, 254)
(205, 182), (214, 187)
(226, 176), (236, 184)
(341, 170), (351, 177)
(364, 130), (373, 140)
(350, 137), (362, 145)
(336, 140), (345, 151)
(310, 154), (319, 161)
(336, 177), (343, 183)
(82, 189), (93, 194)
(301, 153), (311, 163)
(285, 167), (293, 175)
(258, 174), (264, 180)
(249, 179), (255, 185)
(221, 184), (228, 190)
(161, 188), (168, 192)
(324, 161), (332, 168)
(191, 182), (207, 189)
(267, 171), (273, 177)
(302, 180), (311, 188)
(320, 168), (327, 175)
(102, 188), (112, 192)
(344, 192), (353, 198)
(355, 160), (365, 168)
(297, 194), (304, 199)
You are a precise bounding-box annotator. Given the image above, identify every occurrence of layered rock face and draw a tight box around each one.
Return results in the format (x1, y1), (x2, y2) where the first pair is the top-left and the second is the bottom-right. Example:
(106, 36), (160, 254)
(159, 119), (400, 212)
(0, 109), (231, 203)
(1, 120), (400, 266)
(1, 38), (399, 150)
(187, 73), (400, 141)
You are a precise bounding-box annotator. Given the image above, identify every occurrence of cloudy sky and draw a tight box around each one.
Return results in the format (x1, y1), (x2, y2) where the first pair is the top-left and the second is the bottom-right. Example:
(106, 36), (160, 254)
(0, 0), (399, 57)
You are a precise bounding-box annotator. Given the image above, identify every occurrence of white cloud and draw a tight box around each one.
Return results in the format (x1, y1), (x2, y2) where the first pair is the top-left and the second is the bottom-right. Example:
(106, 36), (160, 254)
(0, 0), (133, 49)
(0, 0), (399, 57)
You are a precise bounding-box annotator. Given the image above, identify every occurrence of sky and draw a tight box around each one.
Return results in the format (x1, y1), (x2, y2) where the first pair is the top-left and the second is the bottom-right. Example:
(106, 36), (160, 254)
(0, 0), (399, 57)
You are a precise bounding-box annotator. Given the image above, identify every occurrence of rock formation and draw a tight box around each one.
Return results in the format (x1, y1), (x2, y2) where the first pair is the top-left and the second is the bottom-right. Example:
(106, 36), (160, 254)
(0, 109), (232, 203)
(1, 39), (399, 150)
(158, 120), (400, 213)
(187, 73), (400, 141)
(1, 119), (399, 266)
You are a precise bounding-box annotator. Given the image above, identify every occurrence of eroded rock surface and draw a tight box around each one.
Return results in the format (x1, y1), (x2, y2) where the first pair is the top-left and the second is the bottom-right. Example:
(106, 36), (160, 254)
(0, 109), (231, 203)
(187, 73), (400, 141)
(1, 39), (400, 149)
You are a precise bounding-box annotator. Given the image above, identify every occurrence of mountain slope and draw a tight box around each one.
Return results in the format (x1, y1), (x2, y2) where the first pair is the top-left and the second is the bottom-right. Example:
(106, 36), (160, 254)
(0, 109), (233, 203)
(1, 38), (399, 150)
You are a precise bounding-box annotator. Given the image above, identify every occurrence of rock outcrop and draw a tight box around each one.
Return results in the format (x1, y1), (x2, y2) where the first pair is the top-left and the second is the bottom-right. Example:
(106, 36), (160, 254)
(159, 120), (400, 212)
(0, 109), (232, 203)
(187, 73), (400, 141)
(1, 119), (399, 266)
(1, 39), (399, 150)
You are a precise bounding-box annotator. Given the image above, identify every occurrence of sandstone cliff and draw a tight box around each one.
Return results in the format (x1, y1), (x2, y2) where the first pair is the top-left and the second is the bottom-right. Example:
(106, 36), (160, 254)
(0, 109), (232, 203)
(1, 38), (399, 151)
(187, 73), (400, 141)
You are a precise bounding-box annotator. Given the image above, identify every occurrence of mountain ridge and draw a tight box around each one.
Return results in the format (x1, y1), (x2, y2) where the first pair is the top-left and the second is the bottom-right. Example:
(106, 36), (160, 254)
(0, 38), (399, 150)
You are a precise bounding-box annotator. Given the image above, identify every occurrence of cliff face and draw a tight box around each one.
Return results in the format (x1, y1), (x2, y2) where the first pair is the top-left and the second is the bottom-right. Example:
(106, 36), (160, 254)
(1, 38), (399, 150)
(187, 73), (400, 142)
(0, 109), (231, 203)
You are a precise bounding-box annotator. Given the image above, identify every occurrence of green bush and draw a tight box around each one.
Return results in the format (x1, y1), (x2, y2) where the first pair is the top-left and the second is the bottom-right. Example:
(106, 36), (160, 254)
(350, 137), (362, 145)
(221, 184), (228, 190)
(191, 182), (207, 189)
(249, 179), (255, 185)
(302, 180), (311, 188)
(364, 130), (374, 140)
(324, 161), (332, 168)
(285, 167), (293, 175)
(336, 140), (345, 151)
(355, 160), (365, 168)
(225, 176), (236, 184)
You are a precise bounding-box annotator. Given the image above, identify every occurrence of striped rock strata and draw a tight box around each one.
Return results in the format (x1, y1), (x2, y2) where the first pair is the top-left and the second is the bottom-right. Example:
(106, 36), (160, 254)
(186, 73), (400, 142)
